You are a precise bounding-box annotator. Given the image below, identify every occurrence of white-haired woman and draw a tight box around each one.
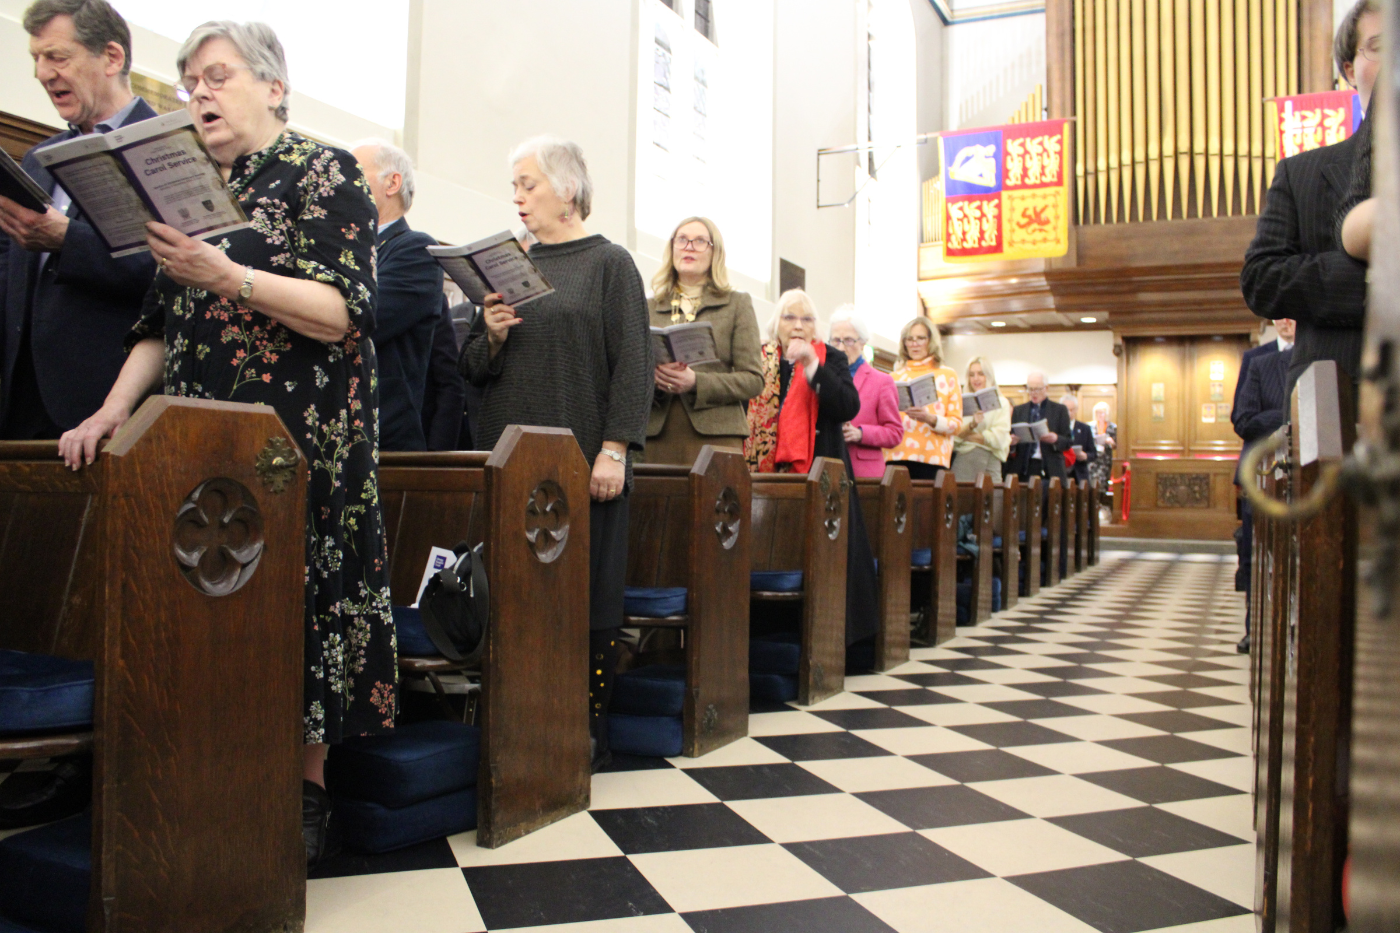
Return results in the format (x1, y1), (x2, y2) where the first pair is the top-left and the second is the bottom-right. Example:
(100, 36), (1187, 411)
(885, 316), (962, 480)
(57, 20), (394, 864)
(460, 136), (652, 772)
(1088, 401), (1116, 501)
(744, 290), (879, 647)
(645, 216), (763, 464)
(828, 306), (902, 479)
(951, 356), (1012, 482)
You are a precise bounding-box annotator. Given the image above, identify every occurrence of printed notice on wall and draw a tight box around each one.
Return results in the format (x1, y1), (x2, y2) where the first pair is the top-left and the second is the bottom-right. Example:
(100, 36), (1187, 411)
(1209, 360), (1226, 381)
(1201, 403), (1216, 424)
(1151, 382), (1165, 402)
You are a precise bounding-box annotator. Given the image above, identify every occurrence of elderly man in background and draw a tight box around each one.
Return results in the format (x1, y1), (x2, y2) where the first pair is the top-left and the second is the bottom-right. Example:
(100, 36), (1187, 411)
(0, 0), (156, 440)
(352, 138), (445, 452)
(1007, 372), (1071, 482)
(1061, 394), (1098, 484)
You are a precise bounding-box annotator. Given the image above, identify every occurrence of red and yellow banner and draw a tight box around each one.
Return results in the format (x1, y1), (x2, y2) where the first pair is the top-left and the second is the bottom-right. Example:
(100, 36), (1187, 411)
(1268, 91), (1363, 159)
(939, 118), (1071, 263)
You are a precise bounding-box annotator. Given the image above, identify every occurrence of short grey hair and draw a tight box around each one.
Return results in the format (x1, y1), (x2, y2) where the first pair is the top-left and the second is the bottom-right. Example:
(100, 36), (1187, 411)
(352, 138), (416, 211)
(828, 304), (870, 344)
(1060, 394), (1079, 412)
(177, 21), (291, 122)
(23, 0), (132, 77)
(1025, 370), (1048, 388)
(1335, 0), (1378, 81)
(508, 135), (593, 221)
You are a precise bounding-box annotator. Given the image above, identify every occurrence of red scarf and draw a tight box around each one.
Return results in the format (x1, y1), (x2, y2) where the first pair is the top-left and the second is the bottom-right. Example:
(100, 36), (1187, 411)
(774, 341), (827, 474)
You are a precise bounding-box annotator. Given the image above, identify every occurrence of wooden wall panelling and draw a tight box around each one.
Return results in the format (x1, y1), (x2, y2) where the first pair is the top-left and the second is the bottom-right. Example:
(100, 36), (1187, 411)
(1125, 337), (1188, 456)
(0, 111), (58, 160)
(1187, 335), (1247, 455)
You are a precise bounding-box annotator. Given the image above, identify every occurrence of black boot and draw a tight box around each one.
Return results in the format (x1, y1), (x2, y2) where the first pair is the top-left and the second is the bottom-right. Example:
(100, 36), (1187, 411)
(0, 755), (91, 829)
(303, 780), (338, 866)
(1236, 634), (1251, 654)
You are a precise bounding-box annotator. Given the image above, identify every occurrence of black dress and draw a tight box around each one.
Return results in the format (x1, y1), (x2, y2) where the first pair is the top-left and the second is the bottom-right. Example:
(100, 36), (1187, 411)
(130, 131), (396, 745)
(778, 345), (881, 646)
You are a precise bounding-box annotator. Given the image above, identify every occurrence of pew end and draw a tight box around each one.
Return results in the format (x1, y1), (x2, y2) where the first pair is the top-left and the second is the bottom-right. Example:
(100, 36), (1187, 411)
(856, 466), (913, 671)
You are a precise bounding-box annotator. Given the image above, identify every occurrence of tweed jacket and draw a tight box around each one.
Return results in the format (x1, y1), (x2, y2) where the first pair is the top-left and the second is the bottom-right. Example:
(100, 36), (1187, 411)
(647, 287), (763, 438)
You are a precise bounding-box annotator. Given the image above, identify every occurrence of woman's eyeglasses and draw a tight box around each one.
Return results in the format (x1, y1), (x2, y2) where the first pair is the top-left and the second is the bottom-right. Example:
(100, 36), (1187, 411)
(175, 63), (248, 101)
(673, 235), (713, 252)
(779, 314), (817, 327)
(832, 336), (863, 348)
(1359, 36), (1382, 62)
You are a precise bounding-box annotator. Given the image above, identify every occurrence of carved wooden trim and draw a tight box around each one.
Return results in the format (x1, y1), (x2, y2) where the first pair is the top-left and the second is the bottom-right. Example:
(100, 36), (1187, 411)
(1, 110), (60, 160)
(524, 480), (570, 563)
(714, 486), (741, 549)
(1155, 473), (1212, 509)
(173, 478), (265, 597)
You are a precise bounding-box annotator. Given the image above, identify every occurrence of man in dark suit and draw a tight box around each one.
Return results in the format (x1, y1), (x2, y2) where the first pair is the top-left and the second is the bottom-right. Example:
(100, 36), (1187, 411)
(1240, 0), (1378, 394)
(352, 140), (444, 452)
(0, 0), (156, 439)
(1230, 319), (1294, 435)
(1062, 395), (1098, 483)
(1007, 371), (1072, 481)
(419, 295), (466, 450)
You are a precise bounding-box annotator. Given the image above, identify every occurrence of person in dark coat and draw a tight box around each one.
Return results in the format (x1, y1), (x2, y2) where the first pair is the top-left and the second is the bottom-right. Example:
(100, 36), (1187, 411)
(0, 0), (157, 439)
(352, 139), (443, 452)
(745, 288), (879, 648)
(449, 300), (482, 448)
(419, 296), (465, 450)
(1006, 372), (1072, 482)
(1062, 395), (1098, 484)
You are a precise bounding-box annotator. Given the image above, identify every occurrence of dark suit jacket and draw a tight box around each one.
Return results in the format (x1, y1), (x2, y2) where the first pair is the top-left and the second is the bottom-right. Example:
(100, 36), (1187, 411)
(0, 98), (158, 434)
(1234, 347), (1293, 444)
(1231, 340), (1280, 434)
(419, 295), (466, 451)
(373, 217), (444, 452)
(1240, 132), (1368, 392)
(1068, 420), (1098, 483)
(1006, 399), (1073, 481)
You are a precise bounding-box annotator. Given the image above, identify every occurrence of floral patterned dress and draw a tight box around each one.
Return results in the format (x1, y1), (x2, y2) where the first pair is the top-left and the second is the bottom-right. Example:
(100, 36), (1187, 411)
(129, 131), (396, 745)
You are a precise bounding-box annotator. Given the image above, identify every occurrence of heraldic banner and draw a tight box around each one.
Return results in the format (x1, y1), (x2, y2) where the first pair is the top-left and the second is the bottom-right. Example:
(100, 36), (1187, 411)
(939, 118), (1071, 263)
(1268, 91), (1363, 159)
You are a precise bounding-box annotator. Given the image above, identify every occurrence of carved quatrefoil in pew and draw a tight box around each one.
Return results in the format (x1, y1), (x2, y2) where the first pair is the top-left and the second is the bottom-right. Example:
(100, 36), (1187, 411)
(173, 478), (266, 597)
(714, 486), (741, 549)
(822, 474), (846, 540)
(894, 491), (908, 533)
(525, 480), (570, 563)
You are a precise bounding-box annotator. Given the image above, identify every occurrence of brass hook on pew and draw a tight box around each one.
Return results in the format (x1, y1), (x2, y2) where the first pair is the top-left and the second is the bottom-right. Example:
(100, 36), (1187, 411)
(1238, 430), (1344, 523)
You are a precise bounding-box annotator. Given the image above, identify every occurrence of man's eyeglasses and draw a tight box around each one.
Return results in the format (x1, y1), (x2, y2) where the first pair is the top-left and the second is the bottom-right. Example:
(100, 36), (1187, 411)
(1359, 35), (1382, 62)
(175, 63), (248, 101)
(673, 235), (713, 252)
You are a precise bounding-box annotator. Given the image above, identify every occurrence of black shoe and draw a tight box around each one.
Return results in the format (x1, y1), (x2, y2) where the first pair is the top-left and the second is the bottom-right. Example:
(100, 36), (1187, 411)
(0, 755), (91, 829)
(1237, 634), (1250, 654)
(303, 780), (339, 866)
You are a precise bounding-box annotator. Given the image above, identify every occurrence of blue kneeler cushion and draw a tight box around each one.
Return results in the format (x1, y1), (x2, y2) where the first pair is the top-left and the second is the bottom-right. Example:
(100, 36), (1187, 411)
(0, 813), (89, 933)
(911, 547), (932, 568)
(609, 666), (686, 758)
(336, 787), (478, 854)
(392, 605), (440, 657)
(750, 570), (803, 592)
(623, 587), (688, 618)
(0, 650), (94, 735)
(749, 631), (800, 704)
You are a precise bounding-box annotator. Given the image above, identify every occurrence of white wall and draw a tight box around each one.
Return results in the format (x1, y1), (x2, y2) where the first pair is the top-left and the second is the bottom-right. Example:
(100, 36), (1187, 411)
(942, 330), (1118, 386)
(912, 0), (945, 183)
(944, 13), (1046, 130)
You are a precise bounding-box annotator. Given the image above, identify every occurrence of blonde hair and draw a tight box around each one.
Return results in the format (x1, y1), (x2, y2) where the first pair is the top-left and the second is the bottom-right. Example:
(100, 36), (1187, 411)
(898, 316), (943, 365)
(650, 216), (732, 301)
(765, 289), (820, 342)
(965, 355), (999, 390)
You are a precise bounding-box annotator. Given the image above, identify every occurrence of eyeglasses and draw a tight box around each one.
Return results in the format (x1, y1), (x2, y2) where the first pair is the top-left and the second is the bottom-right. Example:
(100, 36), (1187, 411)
(832, 336), (863, 348)
(905, 334), (930, 343)
(1359, 35), (1382, 62)
(780, 314), (817, 327)
(175, 63), (249, 101)
(673, 235), (713, 252)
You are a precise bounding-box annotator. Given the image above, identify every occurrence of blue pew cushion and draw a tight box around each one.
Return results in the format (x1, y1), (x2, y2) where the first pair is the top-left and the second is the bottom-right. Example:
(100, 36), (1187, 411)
(0, 650), (94, 735)
(335, 785), (477, 854)
(612, 665), (686, 717)
(609, 713), (684, 758)
(392, 606), (440, 658)
(750, 632), (801, 674)
(993, 576), (1003, 612)
(750, 672), (798, 703)
(1018, 530), (1027, 544)
(0, 813), (89, 933)
(750, 570), (803, 592)
(993, 535), (1003, 549)
(911, 547), (932, 568)
(328, 720), (479, 809)
(624, 587), (688, 618)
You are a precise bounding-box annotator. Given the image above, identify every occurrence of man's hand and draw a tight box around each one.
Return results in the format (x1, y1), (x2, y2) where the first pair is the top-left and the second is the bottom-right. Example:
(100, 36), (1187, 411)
(0, 196), (69, 252)
(1040, 431), (1059, 445)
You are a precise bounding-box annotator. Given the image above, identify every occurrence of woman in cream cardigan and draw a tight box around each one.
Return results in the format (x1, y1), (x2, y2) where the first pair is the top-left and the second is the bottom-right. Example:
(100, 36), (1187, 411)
(951, 356), (1012, 482)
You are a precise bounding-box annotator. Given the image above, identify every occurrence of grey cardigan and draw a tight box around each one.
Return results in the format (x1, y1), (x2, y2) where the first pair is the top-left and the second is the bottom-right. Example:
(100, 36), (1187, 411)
(647, 288), (764, 437)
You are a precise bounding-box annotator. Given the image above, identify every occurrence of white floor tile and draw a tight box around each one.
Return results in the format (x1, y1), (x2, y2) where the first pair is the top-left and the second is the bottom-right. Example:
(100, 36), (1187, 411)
(747, 710), (844, 736)
(1177, 728), (1252, 755)
(306, 868), (485, 933)
(922, 817), (1128, 876)
(793, 691), (887, 711)
(669, 737), (790, 769)
(628, 843), (842, 912)
(726, 792), (909, 842)
(854, 878), (1099, 933)
(928, 684), (1044, 703)
(1188, 704), (1253, 728)
(1074, 676), (1181, 695)
(981, 653), (1077, 670)
(502, 914), (694, 933)
(853, 725), (996, 756)
(1036, 714), (1167, 742)
(967, 774), (1144, 817)
(1168, 757), (1254, 793)
(1141, 844), (1257, 908)
(1055, 693), (1176, 715)
(797, 755), (958, 793)
(589, 768), (719, 810)
(962, 667), (1062, 685)
(1155, 796), (1256, 842)
(897, 703), (1020, 727)
(1005, 740), (1160, 774)
(846, 673), (931, 692)
(449, 811), (622, 867)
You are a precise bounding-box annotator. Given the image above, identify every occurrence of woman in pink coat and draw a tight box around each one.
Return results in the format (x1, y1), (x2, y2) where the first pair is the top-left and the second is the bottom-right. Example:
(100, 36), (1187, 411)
(829, 306), (903, 479)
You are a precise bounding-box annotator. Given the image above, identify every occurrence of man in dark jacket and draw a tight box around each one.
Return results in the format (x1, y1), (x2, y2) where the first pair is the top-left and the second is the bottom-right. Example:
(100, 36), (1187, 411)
(1239, 0), (1378, 394)
(0, 0), (156, 439)
(352, 139), (443, 452)
(419, 295), (466, 450)
(1007, 372), (1072, 481)
(1062, 395), (1098, 484)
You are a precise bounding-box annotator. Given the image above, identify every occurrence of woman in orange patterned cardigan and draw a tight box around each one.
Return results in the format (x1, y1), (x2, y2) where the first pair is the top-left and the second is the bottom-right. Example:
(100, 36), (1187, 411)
(885, 316), (963, 480)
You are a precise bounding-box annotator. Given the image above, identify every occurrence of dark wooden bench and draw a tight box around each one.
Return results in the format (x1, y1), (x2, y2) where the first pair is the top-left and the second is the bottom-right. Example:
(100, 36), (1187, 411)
(994, 475), (1021, 611)
(624, 448), (751, 756)
(380, 425), (591, 848)
(749, 458), (849, 705)
(908, 471), (958, 644)
(1058, 478), (1078, 579)
(855, 465), (914, 671)
(0, 397), (307, 933)
(1020, 475), (1044, 597)
(1042, 477), (1063, 588)
(1086, 478), (1100, 565)
(956, 475), (996, 623)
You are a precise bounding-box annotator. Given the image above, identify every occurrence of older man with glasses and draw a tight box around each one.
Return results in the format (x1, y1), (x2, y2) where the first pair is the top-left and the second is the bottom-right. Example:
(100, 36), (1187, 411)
(1006, 372), (1072, 482)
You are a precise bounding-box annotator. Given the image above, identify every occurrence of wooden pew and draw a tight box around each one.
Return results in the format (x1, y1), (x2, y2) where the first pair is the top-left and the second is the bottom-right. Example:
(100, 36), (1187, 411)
(996, 475), (1021, 611)
(749, 458), (849, 705)
(909, 471), (958, 644)
(380, 425), (591, 848)
(1042, 477), (1063, 588)
(1073, 479), (1089, 573)
(956, 475), (996, 623)
(0, 397), (307, 933)
(855, 466), (914, 671)
(624, 448), (752, 756)
(1086, 478), (1100, 565)
(1021, 476), (1044, 597)
(1059, 479), (1078, 579)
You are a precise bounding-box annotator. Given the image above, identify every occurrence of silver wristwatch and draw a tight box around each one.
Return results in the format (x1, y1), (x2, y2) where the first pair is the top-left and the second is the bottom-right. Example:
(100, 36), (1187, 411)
(599, 448), (625, 464)
(237, 266), (255, 303)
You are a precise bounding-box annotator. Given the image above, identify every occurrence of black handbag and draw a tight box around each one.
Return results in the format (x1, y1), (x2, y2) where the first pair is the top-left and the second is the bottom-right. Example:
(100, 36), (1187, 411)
(418, 542), (489, 664)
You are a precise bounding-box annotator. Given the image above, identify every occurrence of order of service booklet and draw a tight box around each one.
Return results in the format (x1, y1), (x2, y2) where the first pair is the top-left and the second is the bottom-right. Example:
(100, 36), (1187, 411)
(652, 321), (719, 366)
(428, 231), (554, 307)
(32, 110), (248, 258)
(960, 387), (1001, 417)
(1010, 419), (1051, 444)
(0, 147), (52, 213)
(895, 374), (938, 411)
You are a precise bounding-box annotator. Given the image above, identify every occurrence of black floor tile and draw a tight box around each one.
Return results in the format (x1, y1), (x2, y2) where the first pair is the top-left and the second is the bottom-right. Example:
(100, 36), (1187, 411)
(601, 752), (677, 772)
(910, 749), (1059, 783)
(1075, 766), (1244, 804)
(1012, 680), (1109, 698)
(856, 784), (1030, 829)
(785, 832), (991, 893)
(1127, 689), (1235, 710)
(1050, 806), (1247, 856)
(1118, 710), (1239, 734)
(1150, 658), (1242, 674)
(590, 803), (771, 854)
(1052, 665), (1124, 680)
(753, 732), (895, 761)
(750, 698), (798, 714)
(682, 896), (899, 933)
(930, 657), (1010, 671)
(684, 763), (842, 801)
(1155, 645), (1241, 659)
(308, 836), (458, 879)
(981, 698), (1090, 720)
(1100, 735), (1241, 764)
(809, 708), (936, 731)
(1142, 672), (1240, 690)
(892, 671), (986, 688)
(463, 856), (670, 929)
(945, 645), (1018, 657)
(947, 721), (1081, 748)
(1008, 859), (1249, 932)
(1025, 651), (1118, 666)
(854, 688), (959, 707)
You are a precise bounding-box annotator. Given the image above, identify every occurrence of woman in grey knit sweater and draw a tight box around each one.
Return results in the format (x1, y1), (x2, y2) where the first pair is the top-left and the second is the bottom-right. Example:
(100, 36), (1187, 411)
(460, 136), (652, 770)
